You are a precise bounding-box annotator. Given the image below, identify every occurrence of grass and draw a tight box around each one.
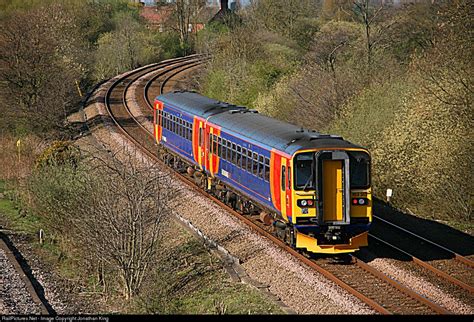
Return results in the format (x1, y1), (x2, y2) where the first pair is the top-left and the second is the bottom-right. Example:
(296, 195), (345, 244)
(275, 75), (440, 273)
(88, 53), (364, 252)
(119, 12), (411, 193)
(133, 221), (285, 315)
(0, 179), (40, 234)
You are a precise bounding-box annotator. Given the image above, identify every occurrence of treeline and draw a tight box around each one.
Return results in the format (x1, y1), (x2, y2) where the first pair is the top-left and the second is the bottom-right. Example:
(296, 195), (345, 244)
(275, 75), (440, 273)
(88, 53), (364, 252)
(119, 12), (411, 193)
(197, 0), (473, 229)
(0, 0), (185, 136)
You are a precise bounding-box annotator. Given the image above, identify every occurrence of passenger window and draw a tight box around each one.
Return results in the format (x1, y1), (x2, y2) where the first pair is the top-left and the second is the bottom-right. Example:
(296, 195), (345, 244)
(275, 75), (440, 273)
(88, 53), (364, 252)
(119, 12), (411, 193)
(264, 158), (270, 182)
(259, 155), (264, 179)
(232, 143), (237, 164)
(237, 146), (242, 168)
(247, 150), (252, 172)
(222, 139), (227, 160)
(242, 148), (247, 170)
(213, 135), (218, 155)
(218, 137), (222, 157)
(281, 166), (286, 191)
(253, 152), (259, 176)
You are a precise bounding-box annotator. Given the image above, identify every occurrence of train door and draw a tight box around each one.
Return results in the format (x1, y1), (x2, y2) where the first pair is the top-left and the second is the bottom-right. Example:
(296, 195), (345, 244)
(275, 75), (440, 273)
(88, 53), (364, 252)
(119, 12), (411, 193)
(279, 158), (292, 221)
(280, 163), (287, 219)
(317, 151), (351, 224)
(322, 160), (343, 222)
(197, 120), (205, 171)
(286, 164), (292, 221)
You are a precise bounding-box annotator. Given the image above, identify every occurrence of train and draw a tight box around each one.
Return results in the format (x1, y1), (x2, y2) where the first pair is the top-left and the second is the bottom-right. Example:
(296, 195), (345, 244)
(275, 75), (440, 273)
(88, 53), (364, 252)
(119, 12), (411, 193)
(153, 91), (372, 254)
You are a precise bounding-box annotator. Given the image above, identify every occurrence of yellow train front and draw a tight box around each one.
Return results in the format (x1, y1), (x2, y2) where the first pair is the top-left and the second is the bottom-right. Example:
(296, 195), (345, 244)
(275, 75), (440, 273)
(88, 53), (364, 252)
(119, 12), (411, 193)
(153, 91), (372, 254)
(280, 148), (372, 254)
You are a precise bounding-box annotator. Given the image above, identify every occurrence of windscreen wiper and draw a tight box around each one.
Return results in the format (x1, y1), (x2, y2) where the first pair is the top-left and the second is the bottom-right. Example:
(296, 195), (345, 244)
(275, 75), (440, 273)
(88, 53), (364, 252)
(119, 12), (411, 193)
(302, 159), (315, 191)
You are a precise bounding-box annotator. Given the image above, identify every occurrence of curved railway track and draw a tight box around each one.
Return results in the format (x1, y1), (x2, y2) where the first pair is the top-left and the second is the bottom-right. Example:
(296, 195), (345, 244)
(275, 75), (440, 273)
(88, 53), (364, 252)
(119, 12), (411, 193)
(96, 55), (470, 315)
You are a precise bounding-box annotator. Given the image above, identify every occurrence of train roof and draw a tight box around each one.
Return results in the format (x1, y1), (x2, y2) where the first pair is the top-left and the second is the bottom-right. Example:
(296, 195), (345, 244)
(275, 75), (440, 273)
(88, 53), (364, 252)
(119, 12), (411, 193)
(157, 91), (365, 155)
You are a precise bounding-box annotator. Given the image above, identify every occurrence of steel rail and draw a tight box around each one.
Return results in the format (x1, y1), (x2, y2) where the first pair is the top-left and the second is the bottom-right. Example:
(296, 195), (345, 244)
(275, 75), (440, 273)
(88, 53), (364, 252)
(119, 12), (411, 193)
(121, 58), (206, 137)
(350, 253), (451, 314)
(369, 234), (473, 293)
(373, 215), (474, 268)
(159, 61), (205, 94)
(0, 233), (51, 315)
(143, 56), (210, 106)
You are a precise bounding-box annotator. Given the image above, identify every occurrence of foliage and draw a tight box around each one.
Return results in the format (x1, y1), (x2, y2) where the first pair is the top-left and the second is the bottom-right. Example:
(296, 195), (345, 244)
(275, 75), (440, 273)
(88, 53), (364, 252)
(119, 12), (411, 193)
(199, 0), (473, 229)
(28, 145), (176, 300)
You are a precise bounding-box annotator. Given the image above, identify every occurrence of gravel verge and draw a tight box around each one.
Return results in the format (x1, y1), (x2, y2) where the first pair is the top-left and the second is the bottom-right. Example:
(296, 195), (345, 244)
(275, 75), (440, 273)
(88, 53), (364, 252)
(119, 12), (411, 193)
(0, 247), (40, 314)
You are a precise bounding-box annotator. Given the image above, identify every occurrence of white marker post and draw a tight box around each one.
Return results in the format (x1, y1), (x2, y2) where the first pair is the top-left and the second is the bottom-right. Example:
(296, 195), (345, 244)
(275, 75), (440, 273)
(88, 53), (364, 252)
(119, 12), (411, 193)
(386, 189), (393, 203)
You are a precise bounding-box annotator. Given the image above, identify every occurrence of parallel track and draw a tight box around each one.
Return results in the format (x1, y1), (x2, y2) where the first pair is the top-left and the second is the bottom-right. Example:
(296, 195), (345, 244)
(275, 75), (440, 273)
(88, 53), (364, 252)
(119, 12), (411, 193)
(97, 56), (459, 314)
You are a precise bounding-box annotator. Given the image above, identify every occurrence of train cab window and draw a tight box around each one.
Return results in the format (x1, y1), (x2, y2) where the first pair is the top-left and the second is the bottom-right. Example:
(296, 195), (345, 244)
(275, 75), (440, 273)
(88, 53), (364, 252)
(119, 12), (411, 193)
(264, 157), (270, 182)
(281, 166), (286, 191)
(294, 152), (314, 190)
(349, 151), (371, 188)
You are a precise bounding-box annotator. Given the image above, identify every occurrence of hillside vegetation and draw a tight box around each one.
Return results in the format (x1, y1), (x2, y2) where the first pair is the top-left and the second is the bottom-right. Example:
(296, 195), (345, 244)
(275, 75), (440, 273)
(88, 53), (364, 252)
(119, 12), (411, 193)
(197, 0), (473, 231)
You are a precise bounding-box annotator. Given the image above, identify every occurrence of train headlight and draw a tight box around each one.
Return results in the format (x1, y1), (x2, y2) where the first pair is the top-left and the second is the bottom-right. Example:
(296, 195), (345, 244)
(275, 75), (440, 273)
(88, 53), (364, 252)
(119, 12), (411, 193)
(352, 198), (369, 206)
(297, 199), (315, 208)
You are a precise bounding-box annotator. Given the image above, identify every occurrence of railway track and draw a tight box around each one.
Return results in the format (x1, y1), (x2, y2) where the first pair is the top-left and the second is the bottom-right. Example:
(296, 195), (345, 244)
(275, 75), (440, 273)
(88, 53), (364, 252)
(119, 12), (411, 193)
(0, 232), (51, 315)
(365, 215), (473, 308)
(95, 55), (470, 314)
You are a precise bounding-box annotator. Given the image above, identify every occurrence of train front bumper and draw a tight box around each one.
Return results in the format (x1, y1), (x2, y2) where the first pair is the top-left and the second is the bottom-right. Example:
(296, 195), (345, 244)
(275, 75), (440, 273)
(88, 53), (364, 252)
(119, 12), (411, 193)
(295, 231), (368, 254)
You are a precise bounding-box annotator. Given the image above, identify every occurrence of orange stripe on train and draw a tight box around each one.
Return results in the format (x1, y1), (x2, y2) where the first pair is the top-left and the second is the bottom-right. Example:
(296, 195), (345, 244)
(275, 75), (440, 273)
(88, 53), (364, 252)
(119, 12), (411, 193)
(270, 150), (282, 211)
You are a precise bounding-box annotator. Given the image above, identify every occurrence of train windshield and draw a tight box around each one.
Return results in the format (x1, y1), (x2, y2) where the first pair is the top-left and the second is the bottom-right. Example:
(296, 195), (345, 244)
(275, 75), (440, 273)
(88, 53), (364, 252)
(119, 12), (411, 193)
(348, 151), (370, 188)
(294, 152), (314, 190)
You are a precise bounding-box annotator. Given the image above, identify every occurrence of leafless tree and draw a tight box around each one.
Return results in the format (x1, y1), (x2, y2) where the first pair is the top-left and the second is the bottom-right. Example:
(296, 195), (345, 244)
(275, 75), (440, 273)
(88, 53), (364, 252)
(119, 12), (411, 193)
(30, 143), (177, 300)
(169, 0), (206, 55)
(76, 147), (176, 300)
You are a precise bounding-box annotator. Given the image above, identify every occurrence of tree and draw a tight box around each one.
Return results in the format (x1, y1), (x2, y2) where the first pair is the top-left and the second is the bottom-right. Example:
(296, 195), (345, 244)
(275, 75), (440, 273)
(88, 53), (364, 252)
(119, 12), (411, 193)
(352, 0), (396, 79)
(168, 0), (206, 55)
(94, 12), (160, 81)
(0, 4), (85, 134)
(29, 144), (176, 299)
